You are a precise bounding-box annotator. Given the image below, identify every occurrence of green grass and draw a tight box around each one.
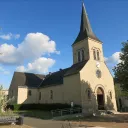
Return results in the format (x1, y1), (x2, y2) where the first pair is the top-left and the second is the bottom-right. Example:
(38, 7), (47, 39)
(14, 110), (52, 119)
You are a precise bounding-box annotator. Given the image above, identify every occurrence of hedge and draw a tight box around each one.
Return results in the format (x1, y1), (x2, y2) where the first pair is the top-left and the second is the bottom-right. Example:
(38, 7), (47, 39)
(7, 103), (81, 111)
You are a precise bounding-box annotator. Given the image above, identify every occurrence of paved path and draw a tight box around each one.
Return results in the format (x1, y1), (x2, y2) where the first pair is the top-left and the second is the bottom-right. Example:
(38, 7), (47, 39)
(24, 117), (128, 128)
(24, 117), (68, 128)
(24, 117), (104, 128)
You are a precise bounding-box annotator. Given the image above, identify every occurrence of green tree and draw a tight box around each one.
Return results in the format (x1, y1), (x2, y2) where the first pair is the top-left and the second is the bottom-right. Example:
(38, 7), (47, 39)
(115, 84), (128, 97)
(113, 41), (128, 91)
(0, 85), (7, 113)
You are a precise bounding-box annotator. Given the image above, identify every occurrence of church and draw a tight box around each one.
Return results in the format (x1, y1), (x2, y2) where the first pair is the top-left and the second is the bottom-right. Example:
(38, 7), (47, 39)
(9, 2), (117, 114)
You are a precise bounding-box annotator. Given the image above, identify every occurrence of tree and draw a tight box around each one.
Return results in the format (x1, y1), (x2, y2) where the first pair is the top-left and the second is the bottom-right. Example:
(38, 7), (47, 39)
(113, 41), (128, 91)
(0, 85), (15, 116)
(0, 85), (7, 112)
(115, 84), (128, 97)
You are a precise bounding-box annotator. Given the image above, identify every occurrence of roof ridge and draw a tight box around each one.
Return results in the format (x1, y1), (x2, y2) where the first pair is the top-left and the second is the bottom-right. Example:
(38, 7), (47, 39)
(14, 71), (45, 76)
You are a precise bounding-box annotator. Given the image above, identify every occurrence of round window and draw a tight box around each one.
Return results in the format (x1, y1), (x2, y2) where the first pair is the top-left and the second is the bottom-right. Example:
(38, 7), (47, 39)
(96, 70), (102, 78)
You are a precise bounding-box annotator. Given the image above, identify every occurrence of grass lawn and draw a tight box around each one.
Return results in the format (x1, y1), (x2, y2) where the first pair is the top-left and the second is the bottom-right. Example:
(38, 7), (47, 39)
(14, 110), (52, 120)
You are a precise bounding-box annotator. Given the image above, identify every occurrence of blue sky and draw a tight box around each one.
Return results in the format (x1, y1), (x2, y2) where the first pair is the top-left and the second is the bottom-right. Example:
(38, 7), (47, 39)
(0, 0), (127, 89)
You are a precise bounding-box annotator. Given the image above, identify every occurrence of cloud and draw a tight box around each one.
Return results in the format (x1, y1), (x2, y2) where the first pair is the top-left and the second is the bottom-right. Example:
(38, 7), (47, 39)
(14, 34), (20, 39)
(16, 57), (55, 74)
(105, 52), (121, 69)
(0, 33), (20, 40)
(0, 66), (10, 75)
(105, 52), (121, 64)
(0, 32), (60, 65)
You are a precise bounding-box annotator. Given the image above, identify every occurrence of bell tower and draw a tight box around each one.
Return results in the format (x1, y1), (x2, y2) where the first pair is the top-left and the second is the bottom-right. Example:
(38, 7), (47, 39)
(72, 3), (104, 64)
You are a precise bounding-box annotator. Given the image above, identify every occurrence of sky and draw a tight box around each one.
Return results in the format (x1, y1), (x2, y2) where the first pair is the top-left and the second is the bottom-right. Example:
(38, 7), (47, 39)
(0, 0), (127, 89)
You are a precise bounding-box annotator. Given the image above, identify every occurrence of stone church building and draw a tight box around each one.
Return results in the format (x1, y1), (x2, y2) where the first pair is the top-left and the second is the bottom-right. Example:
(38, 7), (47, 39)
(9, 3), (117, 113)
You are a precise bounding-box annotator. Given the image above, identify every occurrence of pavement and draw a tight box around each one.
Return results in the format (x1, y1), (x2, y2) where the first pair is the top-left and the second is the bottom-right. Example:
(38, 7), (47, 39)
(24, 117), (67, 128)
(24, 117), (105, 128)
(24, 116), (128, 128)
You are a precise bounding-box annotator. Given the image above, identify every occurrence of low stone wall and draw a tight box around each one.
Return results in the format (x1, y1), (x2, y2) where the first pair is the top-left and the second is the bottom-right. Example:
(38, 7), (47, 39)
(0, 116), (23, 125)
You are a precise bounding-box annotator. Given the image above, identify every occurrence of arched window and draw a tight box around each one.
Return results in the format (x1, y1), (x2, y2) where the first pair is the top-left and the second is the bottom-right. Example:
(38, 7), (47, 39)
(82, 50), (84, 61)
(93, 49), (96, 60)
(87, 89), (91, 99)
(97, 50), (100, 60)
(39, 92), (41, 100)
(78, 51), (81, 62)
(110, 91), (112, 99)
(50, 90), (53, 100)
(28, 90), (31, 96)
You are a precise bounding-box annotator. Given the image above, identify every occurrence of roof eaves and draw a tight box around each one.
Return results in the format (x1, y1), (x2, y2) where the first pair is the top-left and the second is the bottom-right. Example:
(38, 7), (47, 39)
(64, 72), (79, 77)
(39, 83), (63, 89)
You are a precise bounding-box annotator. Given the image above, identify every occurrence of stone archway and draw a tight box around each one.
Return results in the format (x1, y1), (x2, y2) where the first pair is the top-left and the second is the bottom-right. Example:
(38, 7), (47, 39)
(97, 87), (105, 110)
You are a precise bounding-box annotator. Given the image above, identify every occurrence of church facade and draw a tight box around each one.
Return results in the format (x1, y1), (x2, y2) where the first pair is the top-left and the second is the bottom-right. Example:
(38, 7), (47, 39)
(9, 3), (117, 113)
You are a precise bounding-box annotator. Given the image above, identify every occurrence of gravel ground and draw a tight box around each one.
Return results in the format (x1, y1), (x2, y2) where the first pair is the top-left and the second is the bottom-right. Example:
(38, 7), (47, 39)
(71, 121), (128, 128)
(0, 124), (31, 128)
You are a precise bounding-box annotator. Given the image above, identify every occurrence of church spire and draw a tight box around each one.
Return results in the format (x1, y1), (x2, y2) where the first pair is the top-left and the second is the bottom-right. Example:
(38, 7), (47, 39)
(72, 2), (101, 45)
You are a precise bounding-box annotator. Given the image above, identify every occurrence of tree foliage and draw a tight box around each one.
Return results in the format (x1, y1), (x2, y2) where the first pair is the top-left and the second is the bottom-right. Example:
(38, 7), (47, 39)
(115, 84), (128, 97)
(113, 41), (128, 91)
(0, 85), (7, 112)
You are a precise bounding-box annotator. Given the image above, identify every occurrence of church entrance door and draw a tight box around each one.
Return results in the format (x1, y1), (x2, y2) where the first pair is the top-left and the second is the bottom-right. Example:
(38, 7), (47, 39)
(97, 87), (105, 110)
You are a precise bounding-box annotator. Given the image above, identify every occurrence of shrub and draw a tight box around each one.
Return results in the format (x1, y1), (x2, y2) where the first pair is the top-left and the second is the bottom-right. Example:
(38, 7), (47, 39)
(6, 104), (14, 110)
(7, 103), (81, 111)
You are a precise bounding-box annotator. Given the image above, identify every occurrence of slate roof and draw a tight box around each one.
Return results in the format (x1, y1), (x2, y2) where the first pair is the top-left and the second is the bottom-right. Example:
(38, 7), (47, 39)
(10, 60), (87, 89)
(72, 3), (101, 45)
(39, 68), (69, 88)
(64, 60), (87, 76)
(39, 60), (87, 88)
(10, 72), (45, 88)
